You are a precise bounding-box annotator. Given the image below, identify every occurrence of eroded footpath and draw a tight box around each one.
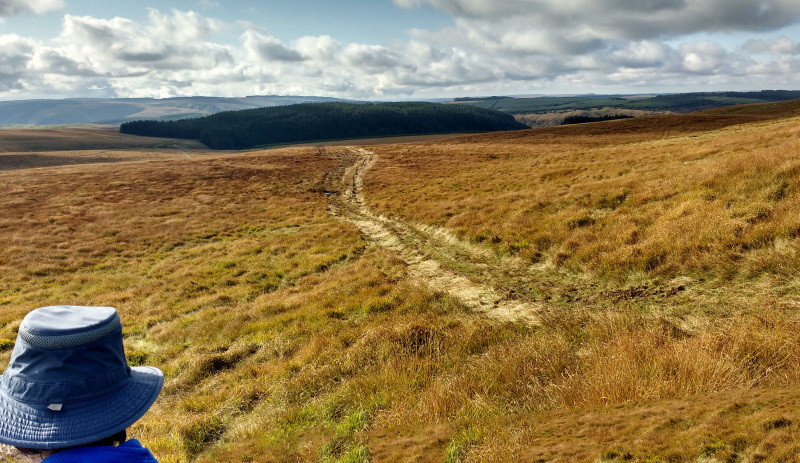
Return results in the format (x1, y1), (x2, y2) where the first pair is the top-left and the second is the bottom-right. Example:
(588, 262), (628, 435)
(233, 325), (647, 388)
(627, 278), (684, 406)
(323, 147), (542, 324)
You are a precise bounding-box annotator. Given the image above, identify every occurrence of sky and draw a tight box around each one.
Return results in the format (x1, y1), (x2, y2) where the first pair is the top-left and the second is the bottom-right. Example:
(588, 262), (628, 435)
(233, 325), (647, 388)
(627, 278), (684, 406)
(1, 0), (800, 100)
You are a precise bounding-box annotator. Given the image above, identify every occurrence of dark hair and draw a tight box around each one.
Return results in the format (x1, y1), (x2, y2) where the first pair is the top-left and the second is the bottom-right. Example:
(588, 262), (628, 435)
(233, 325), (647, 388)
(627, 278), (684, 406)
(80, 429), (127, 448)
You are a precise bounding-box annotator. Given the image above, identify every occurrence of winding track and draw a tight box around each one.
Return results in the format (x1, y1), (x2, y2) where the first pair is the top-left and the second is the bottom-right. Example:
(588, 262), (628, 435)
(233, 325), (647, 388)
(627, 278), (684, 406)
(323, 147), (542, 324)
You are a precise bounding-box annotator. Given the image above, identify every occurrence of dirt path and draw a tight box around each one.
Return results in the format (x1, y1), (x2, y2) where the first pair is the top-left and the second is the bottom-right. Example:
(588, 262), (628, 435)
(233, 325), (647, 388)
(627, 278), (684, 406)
(323, 147), (542, 324)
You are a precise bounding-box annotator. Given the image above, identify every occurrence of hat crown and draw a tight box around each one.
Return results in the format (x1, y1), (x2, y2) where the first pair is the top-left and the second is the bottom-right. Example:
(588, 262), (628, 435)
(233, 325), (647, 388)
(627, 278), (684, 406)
(0, 306), (164, 450)
(19, 306), (120, 349)
(2, 306), (130, 405)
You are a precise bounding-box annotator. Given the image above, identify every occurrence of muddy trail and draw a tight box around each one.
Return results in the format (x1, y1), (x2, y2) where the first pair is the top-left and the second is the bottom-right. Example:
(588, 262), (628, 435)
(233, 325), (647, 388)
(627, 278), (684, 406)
(322, 147), (543, 324)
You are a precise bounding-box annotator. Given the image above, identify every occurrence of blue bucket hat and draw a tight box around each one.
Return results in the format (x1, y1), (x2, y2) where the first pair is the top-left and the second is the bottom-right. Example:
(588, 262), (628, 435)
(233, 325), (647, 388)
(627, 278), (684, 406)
(0, 306), (163, 449)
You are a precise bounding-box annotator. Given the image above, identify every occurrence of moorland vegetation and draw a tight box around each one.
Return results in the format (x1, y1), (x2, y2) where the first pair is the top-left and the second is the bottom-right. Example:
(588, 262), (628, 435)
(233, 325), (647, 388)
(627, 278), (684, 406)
(455, 90), (800, 115)
(1, 99), (800, 462)
(119, 102), (527, 150)
(458, 90), (800, 128)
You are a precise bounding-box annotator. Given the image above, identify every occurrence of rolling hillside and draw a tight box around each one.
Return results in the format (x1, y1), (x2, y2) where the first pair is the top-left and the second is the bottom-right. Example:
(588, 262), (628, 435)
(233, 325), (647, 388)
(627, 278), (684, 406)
(1, 99), (799, 462)
(456, 90), (800, 128)
(455, 90), (800, 115)
(0, 95), (351, 126)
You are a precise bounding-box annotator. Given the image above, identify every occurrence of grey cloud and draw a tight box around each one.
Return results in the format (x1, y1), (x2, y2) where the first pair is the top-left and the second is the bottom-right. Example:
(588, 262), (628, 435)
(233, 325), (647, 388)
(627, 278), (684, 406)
(400, 0), (800, 41)
(343, 44), (402, 70)
(29, 49), (98, 76)
(398, 66), (494, 87)
(388, 0), (798, 95)
(243, 31), (305, 62)
(0, 0), (62, 17)
(743, 36), (800, 55)
(0, 42), (33, 72)
(394, 42), (503, 87)
(117, 45), (234, 71)
(0, 73), (25, 92)
(394, 0), (527, 20)
(116, 50), (174, 63)
(611, 0), (686, 13)
(0, 36), (35, 93)
(254, 41), (304, 62)
(61, 15), (131, 46)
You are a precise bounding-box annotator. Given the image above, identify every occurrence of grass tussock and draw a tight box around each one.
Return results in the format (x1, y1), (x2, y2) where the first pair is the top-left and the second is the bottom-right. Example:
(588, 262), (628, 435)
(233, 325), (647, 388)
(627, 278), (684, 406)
(2, 109), (800, 461)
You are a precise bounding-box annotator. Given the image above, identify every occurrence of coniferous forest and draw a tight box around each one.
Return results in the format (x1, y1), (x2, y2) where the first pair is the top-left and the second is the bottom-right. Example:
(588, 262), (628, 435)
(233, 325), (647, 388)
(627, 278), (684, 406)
(119, 102), (528, 149)
(561, 114), (633, 125)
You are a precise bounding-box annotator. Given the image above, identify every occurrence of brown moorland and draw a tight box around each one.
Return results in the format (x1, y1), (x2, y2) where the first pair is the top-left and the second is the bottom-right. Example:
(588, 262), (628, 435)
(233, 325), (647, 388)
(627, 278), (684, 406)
(0, 100), (799, 462)
(0, 126), (207, 170)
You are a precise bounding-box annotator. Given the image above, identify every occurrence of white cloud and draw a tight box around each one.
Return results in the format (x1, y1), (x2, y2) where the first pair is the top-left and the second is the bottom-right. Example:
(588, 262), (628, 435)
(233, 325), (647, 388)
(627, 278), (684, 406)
(680, 41), (731, 74)
(147, 8), (222, 44)
(0, 0), (63, 17)
(56, 11), (233, 75)
(292, 35), (341, 61)
(608, 41), (678, 69)
(2, 3), (800, 100)
(386, 0), (800, 95)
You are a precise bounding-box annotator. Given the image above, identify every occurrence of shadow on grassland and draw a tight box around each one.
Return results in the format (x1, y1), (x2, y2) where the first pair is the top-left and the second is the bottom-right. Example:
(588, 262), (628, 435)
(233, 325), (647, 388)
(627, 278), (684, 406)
(0, 154), (130, 171)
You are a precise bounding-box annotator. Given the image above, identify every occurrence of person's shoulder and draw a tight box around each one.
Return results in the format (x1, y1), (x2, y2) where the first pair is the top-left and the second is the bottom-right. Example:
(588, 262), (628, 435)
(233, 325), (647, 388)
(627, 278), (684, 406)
(42, 440), (158, 463)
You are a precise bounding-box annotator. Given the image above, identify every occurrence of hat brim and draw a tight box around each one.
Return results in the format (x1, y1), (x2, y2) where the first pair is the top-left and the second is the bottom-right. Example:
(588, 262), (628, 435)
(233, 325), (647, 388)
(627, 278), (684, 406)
(0, 366), (163, 450)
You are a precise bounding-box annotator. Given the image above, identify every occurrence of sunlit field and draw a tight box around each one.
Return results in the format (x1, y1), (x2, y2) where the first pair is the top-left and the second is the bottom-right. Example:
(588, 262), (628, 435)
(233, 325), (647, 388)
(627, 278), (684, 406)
(2, 100), (800, 462)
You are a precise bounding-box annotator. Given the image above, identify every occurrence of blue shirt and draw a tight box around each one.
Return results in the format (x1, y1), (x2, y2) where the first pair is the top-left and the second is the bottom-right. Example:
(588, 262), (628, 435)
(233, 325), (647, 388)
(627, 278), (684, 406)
(42, 439), (158, 463)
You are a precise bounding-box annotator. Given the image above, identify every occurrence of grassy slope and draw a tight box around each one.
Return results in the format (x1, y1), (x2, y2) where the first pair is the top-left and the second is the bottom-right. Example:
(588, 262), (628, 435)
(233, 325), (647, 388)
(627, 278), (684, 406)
(360, 100), (800, 461)
(0, 101), (799, 462)
(460, 92), (800, 128)
(366, 101), (800, 288)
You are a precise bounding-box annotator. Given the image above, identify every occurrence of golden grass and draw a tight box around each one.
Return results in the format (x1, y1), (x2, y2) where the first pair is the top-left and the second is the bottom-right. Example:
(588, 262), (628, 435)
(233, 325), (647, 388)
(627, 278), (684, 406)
(440, 385), (800, 462)
(364, 111), (800, 296)
(1, 105), (800, 462)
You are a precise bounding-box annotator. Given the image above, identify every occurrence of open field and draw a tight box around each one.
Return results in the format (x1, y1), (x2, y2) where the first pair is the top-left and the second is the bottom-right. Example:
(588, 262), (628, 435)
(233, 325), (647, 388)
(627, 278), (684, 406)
(1, 100), (800, 462)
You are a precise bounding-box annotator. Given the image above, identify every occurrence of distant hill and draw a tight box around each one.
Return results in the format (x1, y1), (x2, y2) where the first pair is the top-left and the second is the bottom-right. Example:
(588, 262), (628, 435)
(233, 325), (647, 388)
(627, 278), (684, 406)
(453, 90), (800, 115)
(119, 102), (528, 150)
(0, 96), (354, 126)
(9, 91), (800, 128)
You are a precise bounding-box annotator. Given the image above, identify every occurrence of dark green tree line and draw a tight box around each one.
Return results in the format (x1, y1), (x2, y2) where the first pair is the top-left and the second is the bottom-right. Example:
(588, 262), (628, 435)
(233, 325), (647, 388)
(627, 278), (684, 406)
(120, 102), (528, 150)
